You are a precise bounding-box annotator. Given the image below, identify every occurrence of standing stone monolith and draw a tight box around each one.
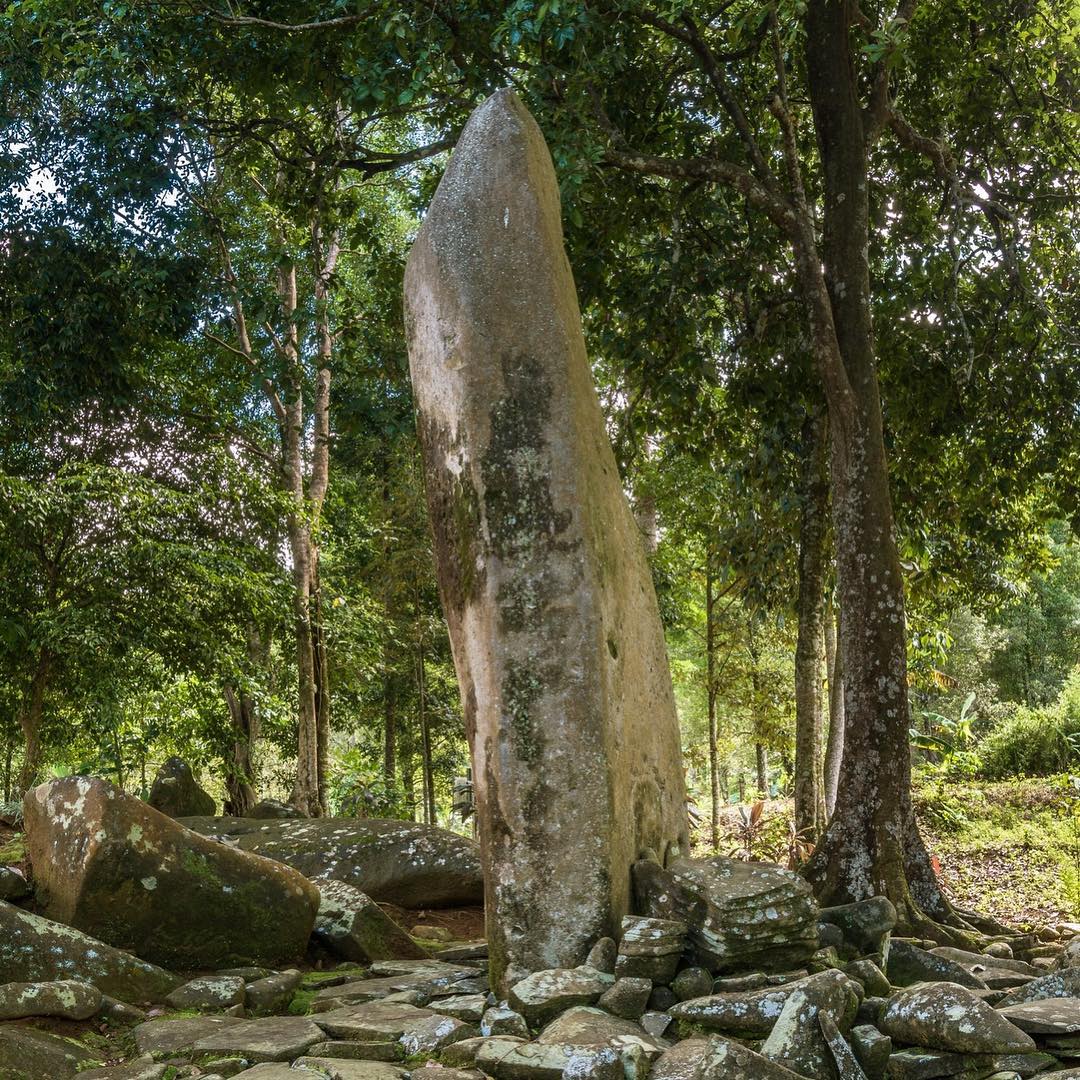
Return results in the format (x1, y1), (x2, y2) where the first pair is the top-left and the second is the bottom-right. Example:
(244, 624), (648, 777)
(404, 88), (690, 992)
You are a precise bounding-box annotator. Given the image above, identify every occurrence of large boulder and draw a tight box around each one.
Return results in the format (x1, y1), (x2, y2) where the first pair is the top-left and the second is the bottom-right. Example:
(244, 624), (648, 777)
(632, 855), (819, 973)
(0, 1026), (99, 1079)
(179, 815), (483, 908)
(146, 756), (216, 818)
(23, 776), (319, 968)
(0, 900), (179, 1001)
(404, 87), (690, 990)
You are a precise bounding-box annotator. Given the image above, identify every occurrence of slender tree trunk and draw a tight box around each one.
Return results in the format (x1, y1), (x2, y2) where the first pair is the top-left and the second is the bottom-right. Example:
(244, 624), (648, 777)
(755, 743), (767, 798)
(383, 668), (397, 784)
(794, 412), (829, 843)
(706, 559), (720, 850)
(17, 648), (50, 795)
(223, 624), (264, 816)
(3, 735), (12, 802)
(823, 598), (845, 816)
(312, 565), (330, 816)
(417, 635), (435, 825)
(800, 0), (966, 938)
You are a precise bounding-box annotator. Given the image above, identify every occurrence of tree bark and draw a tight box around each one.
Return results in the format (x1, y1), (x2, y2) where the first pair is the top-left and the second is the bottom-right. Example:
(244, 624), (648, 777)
(17, 648), (50, 795)
(417, 634), (435, 825)
(823, 598), (845, 816)
(800, 0), (967, 938)
(755, 742), (767, 798)
(706, 558), (721, 850)
(794, 411), (829, 843)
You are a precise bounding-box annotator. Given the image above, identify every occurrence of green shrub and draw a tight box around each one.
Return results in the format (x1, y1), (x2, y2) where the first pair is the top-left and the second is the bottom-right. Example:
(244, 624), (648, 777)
(979, 704), (1080, 778)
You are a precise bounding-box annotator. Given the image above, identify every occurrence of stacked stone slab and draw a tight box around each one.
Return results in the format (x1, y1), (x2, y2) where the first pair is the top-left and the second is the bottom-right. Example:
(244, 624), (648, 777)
(404, 87), (690, 990)
(632, 855), (819, 973)
(615, 918), (687, 983)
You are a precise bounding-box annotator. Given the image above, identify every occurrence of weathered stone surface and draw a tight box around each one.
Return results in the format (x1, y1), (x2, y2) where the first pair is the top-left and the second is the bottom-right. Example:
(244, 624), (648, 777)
(0, 900), (179, 1002)
(0, 1025), (99, 1079)
(880, 983), (1035, 1053)
(820, 1012), (869, 1079)
(819, 899), (897, 957)
(586, 939), (618, 975)
(670, 968), (714, 1003)
(192, 1015), (326, 1063)
(166, 974), (246, 1011)
(292, 1063), (407, 1080)
(669, 980), (813, 1037)
(314, 880), (427, 962)
(849, 1024), (890, 1080)
(760, 969), (858, 1080)
(244, 969), (303, 1015)
(23, 777), (319, 968)
(598, 976), (652, 1021)
(0, 867), (29, 902)
(509, 966), (616, 1026)
(844, 960), (892, 998)
(404, 87), (690, 990)
(78, 1056), (168, 1080)
(632, 857), (819, 974)
(250, 799), (301, 820)
(885, 941), (989, 990)
(180, 816), (482, 908)
(0, 978), (101, 1019)
(133, 1015), (244, 1059)
(537, 1005), (667, 1054)
(311, 962), (483, 1009)
(444, 1035), (528, 1067)
(312, 998), (477, 1053)
(305, 1039), (403, 1061)
(476, 1039), (623, 1080)
(641, 1012), (673, 1038)
(649, 1035), (807, 1080)
(146, 756), (215, 818)
(997, 997), (1080, 1034)
(432, 993), (489, 1023)
(998, 967), (1080, 1007)
(483, 1005), (531, 1038)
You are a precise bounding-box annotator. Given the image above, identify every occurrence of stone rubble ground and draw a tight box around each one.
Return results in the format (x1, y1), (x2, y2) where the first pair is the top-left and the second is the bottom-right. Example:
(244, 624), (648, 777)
(8, 775), (1080, 1080)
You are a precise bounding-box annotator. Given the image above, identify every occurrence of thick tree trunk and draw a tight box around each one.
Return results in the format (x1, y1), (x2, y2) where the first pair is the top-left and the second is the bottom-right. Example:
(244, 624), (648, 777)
(800, 0), (967, 939)
(823, 599), (845, 816)
(17, 649), (50, 795)
(794, 412), (829, 843)
(223, 684), (258, 816)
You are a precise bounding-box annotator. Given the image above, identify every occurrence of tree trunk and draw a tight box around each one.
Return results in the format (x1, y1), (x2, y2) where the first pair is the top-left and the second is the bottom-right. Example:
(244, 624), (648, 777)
(17, 648), (50, 795)
(706, 559), (720, 850)
(755, 743), (767, 798)
(312, 562), (330, 816)
(383, 667), (397, 783)
(823, 598), (845, 816)
(417, 636), (435, 825)
(2, 735), (12, 803)
(794, 412), (829, 843)
(800, 0), (966, 938)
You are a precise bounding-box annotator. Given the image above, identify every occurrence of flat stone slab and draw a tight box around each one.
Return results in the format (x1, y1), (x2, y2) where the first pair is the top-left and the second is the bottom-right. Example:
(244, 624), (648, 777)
(649, 1036), (806, 1080)
(79, 1056), (169, 1080)
(191, 1015), (325, 1063)
(312, 998), (477, 1053)
(509, 966), (615, 1026)
(0, 979), (101, 1020)
(133, 1015), (244, 1058)
(295, 1061), (409, 1080)
(670, 979), (811, 1037)
(998, 997), (1080, 1034)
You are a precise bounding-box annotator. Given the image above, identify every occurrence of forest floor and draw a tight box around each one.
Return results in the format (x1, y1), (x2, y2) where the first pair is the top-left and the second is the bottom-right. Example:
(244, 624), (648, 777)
(706, 772), (1078, 931)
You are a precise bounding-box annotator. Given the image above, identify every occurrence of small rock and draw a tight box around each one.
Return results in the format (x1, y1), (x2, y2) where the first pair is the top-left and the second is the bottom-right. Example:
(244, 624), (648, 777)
(191, 1015), (326, 1063)
(997, 997), (1080, 1034)
(413, 925), (454, 942)
(482, 1004), (531, 1037)
(134, 1015), (244, 1059)
(167, 975), (246, 1012)
(250, 799), (301, 819)
(819, 1011), (869, 1078)
(100, 995), (148, 1023)
(849, 1024), (890, 1080)
(0, 866), (29, 901)
(818, 898), (897, 957)
(0, 978), (102, 1020)
(508, 966), (615, 1026)
(586, 938), (618, 975)
(78, 1056), (169, 1080)
(147, 756), (216, 817)
(760, 969), (858, 1078)
(985, 942), (1016, 960)
(648, 986), (678, 1011)
(443, 1035), (527, 1067)
(316, 881), (427, 963)
(598, 976), (652, 1020)
(885, 939), (988, 989)
(880, 983), (1035, 1053)
(432, 992), (489, 1023)
(0, 1025), (98, 1079)
(307, 1039), (402, 1061)
(245, 969), (303, 1015)
(670, 968), (713, 1002)
(640, 1012), (673, 1038)
(219, 966), (274, 981)
(844, 960), (891, 998)
(998, 967), (1080, 1007)
(818, 922), (846, 950)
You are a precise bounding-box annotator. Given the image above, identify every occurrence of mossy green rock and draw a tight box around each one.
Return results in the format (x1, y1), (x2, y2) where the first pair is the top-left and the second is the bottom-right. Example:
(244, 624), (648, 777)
(146, 756), (215, 818)
(23, 776), (319, 969)
(0, 901), (179, 1002)
(0, 1025), (99, 1079)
